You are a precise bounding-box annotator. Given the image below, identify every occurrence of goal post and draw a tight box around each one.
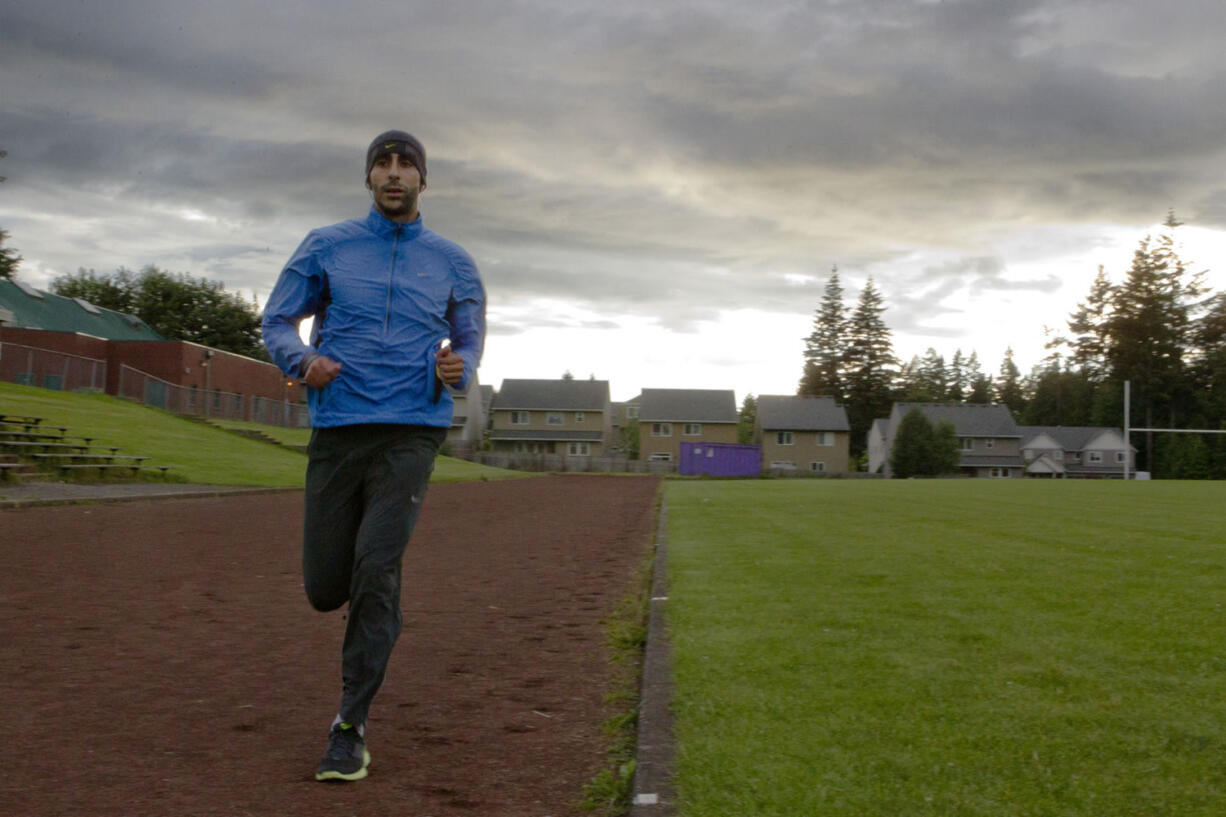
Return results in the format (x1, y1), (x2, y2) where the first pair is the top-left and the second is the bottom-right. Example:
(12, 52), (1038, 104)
(1123, 380), (1226, 479)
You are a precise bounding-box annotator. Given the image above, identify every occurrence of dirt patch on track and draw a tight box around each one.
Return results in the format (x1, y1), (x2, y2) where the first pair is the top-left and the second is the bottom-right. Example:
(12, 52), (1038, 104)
(2, 474), (660, 817)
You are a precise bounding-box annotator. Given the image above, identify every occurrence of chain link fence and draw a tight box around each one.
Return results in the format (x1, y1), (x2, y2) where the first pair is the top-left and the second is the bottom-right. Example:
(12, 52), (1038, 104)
(116, 364), (310, 427)
(0, 342), (107, 392)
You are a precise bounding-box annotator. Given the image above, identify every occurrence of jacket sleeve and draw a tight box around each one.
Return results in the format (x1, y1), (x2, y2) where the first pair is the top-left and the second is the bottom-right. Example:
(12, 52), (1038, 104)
(261, 231), (328, 378)
(445, 247), (487, 393)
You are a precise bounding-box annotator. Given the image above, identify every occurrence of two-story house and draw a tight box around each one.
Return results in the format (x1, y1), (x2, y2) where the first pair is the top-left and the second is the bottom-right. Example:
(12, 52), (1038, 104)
(637, 388), (738, 463)
(1019, 426), (1136, 478)
(755, 395), (851, 474)
(882, 403), (1024, 478)
(488, 378), (611, 457)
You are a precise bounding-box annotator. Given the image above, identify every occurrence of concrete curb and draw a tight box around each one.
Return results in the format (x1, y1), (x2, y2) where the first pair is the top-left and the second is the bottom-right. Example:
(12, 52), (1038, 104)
(0, 482), (301, 509)
(630, 495), (676, 815)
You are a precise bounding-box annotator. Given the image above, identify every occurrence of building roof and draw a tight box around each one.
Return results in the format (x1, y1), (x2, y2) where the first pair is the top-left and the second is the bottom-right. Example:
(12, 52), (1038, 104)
(492, 378), (610, 411)
(1019, 426), (1131, 451)
(757, 395), (850, 431)
(0, 279), (163, 341)
(891, 402), (1020, 438)
(638, 388), (737, 423)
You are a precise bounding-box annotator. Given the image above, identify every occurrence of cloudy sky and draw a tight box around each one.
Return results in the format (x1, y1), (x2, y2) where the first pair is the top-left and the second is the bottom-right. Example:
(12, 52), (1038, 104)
(3, 0), (1225, 402)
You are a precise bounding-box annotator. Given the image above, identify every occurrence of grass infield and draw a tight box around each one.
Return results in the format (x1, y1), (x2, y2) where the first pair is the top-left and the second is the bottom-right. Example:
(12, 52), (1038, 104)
(665, 479), (1226, 816)
(0, 382), (520, 486)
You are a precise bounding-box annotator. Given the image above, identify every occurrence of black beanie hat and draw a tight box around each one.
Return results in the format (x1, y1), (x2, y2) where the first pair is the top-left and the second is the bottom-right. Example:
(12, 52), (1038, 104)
(365, 130), (427, 187)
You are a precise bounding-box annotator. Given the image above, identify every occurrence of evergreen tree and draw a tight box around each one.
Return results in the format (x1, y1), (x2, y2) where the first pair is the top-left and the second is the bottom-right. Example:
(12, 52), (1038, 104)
(843, 277), (896, 459)
(931, 420), (962, 475)
(1022, 369), (1095, 426)
(896, 348), (947, 402)
(994, 347), (1026, 415)
(0, 153), (17, 281)
(890, 409), (960, 478)
(918, 348), (948, 401)
(964, 351), (991, 402)
(1066, 265), (1113, 379)
(895, 355), (924, 401)
(737, 393), (757, 444)
(799, 266), (847, 400)
(0, 228), (20, 281)
(948, 349), (966, 402)
(1105, 216), (1200, 470)
(890, 408), (933, 478)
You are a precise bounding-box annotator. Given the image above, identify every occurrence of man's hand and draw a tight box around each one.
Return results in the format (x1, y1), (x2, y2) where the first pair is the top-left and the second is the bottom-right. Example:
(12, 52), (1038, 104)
(436, 344), (464, 386)
(304, 355), (343, 389)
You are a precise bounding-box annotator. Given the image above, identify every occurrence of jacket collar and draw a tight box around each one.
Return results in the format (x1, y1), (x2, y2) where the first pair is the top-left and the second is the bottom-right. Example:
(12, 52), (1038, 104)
(365, 205), (424, 239)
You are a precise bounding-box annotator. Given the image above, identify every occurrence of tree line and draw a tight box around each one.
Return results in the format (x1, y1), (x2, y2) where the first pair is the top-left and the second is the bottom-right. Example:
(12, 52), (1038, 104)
(791, 213), (1226, 478)
(49, 266), (269, 362)
(1, 247), (268, 361)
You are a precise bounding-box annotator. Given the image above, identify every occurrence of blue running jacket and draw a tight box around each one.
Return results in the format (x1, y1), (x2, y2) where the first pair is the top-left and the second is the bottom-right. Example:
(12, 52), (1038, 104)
(262, 207), (486, 429)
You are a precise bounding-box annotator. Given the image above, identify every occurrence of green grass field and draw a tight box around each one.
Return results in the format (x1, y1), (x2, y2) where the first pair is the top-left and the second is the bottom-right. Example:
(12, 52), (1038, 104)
(665, 479), (1226, 816)
(0, 382), (521, 486)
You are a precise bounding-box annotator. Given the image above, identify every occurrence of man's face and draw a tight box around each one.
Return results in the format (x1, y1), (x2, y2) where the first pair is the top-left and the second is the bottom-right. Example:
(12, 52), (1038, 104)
(368, 152), (422, 222)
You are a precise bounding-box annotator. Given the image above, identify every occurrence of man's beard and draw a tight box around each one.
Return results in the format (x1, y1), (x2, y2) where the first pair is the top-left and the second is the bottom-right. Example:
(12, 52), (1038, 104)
(375, 184), (419, 219)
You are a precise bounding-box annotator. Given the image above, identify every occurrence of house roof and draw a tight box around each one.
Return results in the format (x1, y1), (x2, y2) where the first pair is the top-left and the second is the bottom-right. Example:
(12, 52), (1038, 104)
(1019, 426), (1130, 451)
(757, 395), (850, 431)
(892, 403), (1020, 438)
(638, 388), (737, 423)
(492, 378), (610, 411)
(0, 279), (163, 341)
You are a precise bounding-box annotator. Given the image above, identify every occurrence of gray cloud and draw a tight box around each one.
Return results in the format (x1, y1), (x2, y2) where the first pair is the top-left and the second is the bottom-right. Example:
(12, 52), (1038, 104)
(2, 0), (1224, 386)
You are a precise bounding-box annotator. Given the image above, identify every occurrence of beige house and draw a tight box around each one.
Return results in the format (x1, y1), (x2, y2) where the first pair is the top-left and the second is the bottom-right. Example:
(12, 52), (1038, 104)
(881, 402), (1024, 478)
(488, 378), (611, 457)
(637, 388), (738, 463)
(755, 395), (851, 475)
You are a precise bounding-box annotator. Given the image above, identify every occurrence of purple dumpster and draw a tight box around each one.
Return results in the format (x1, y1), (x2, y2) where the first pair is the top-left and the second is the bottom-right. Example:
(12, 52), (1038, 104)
(680, 442), (762, 477)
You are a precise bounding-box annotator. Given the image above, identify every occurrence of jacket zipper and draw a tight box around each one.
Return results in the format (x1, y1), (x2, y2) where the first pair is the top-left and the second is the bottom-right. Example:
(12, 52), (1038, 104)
(384, 224), (401, 333)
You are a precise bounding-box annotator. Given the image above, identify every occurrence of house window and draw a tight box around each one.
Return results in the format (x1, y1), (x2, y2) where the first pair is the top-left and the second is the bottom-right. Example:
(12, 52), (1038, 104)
(574, 412), (585, 422)
(961, 438), (973, 451)
(567, 441), (591, 456)
(776, 431), (794, 446)
(810, 461), (826, 473)
(651, 423), (672, 437)
(989, 467), (1010, 478)
(770, 461), (796, 470)
(985, 439), (995, 449)
(1115, 451), (1125, 463)
(1054, 450), (1063, 461)
(683, 423), (702, 435)
(513, 442), (545, 453)
(816, 431), (834, 446)
(626, 406), (639, 419)
(649, 452), (672, 462)
(547, 412), (564, 426)
(1088, 451), (1103, 463)
(510, 410), (530, 425)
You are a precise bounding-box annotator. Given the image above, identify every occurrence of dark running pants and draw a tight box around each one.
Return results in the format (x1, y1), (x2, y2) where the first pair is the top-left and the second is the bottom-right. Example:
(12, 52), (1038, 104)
(302, 423), (446, 729)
